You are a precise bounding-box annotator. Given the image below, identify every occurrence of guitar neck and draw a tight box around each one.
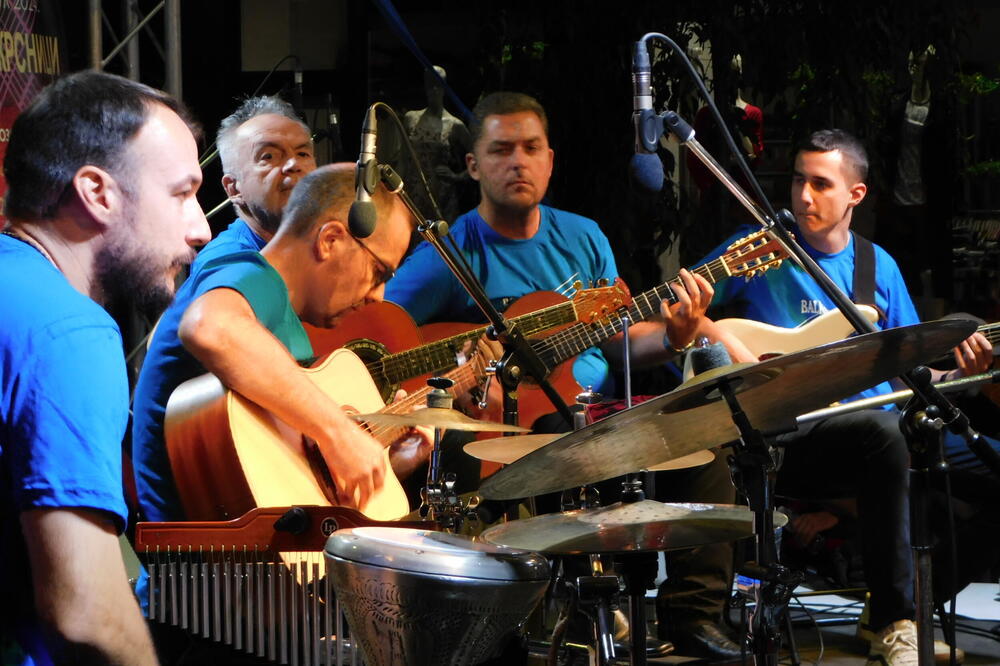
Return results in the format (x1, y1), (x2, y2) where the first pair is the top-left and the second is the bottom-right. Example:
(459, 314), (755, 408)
(360, 355), (488, 446)
(368, 300), (578, 385)
(533, 258), (729, 366)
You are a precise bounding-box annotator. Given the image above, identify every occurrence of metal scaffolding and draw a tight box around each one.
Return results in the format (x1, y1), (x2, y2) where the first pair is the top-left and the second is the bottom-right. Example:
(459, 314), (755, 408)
(87, 0), (182, 98)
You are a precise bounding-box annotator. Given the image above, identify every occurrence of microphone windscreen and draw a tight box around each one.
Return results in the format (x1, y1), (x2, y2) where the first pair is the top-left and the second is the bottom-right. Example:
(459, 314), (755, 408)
(629, 152), (664, 194)
(689, 342), (733, 376)
(347, 199), (378, 238)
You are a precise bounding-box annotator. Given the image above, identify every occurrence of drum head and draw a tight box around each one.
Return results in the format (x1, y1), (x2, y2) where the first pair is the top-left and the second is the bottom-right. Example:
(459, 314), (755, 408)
(325, 526), (550, 581)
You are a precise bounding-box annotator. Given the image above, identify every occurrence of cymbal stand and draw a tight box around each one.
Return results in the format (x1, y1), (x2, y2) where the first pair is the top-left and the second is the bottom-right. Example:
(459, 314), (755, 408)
(717, 374), (803, 666)
(899, 366), (951, 665)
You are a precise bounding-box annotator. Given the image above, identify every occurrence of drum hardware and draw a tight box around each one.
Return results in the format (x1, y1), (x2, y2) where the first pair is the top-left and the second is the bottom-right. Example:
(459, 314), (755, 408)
(417, 377), (486, 533)
(481, 321), (971, 664)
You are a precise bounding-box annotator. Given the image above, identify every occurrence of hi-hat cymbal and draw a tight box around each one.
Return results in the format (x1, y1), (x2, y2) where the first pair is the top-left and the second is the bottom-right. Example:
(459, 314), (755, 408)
(465, 434), (714, 471)
(352, 408), (530, 433)
(480, 500), (788, 554)
(480, 319), (976, 500)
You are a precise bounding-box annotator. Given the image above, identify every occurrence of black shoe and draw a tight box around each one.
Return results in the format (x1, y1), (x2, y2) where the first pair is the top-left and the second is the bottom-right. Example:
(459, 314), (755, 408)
(671, 621), (743, 662)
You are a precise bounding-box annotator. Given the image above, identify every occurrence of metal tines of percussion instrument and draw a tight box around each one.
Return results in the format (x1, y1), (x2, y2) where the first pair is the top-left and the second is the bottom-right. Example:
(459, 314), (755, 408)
(144, 545), (349, 666)
(325, 526), (551, 666)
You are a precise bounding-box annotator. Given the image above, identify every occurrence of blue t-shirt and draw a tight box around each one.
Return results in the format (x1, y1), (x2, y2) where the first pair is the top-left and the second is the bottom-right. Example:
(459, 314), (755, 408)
(1, 235), (130, 666)
(700, 224), (920, 402)
(385, 205), (620, 394)
(131, 220), (312, 523)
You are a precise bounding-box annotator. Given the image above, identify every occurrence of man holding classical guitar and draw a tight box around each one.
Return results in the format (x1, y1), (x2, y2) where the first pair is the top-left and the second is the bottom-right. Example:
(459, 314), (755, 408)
(700, 129), (994, 665)
(384, 91), (756, 661)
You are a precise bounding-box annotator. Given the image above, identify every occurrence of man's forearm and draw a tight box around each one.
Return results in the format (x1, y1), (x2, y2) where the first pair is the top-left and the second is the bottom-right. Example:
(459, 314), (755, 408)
(23, 509), (158, 665)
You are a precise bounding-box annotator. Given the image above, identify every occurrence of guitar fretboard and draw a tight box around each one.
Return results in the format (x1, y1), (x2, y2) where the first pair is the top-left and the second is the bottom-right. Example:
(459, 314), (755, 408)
(366, 301), (578, 385)
(358, 354), (489, 446)
(532, 257), (730, 368)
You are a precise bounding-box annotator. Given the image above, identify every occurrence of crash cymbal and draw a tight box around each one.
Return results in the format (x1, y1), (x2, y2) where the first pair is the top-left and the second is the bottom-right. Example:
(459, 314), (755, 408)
(352, 408), (530, 433)
(465, 434), (714, 471)
(480, 319), (976, 500)
(481, 500), (787, 554)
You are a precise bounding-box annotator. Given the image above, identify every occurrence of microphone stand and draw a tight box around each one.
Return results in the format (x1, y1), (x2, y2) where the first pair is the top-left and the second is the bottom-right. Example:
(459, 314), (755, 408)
(375, 163), (575, 429)
(636, 30), (996, 665)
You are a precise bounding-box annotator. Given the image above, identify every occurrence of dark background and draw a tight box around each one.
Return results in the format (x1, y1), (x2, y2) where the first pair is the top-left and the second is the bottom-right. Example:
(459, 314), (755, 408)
(55, 0), (1000, 322)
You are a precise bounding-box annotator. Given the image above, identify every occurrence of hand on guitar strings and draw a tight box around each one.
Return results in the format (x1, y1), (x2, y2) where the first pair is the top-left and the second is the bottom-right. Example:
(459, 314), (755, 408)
(386, 388), (435, 481)
(947, 331), (994, 381)
(661, 268), (714, 353)
(320, 415), (388, 510)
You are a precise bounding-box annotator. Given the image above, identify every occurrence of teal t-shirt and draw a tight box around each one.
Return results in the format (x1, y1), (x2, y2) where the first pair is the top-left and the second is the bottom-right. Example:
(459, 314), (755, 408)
(132, 246), (312, 524)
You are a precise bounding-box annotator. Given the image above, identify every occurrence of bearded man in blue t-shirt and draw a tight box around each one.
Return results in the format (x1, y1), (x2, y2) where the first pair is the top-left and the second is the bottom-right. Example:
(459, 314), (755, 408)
(701, 129), (994, 665)
(0, 71), (211, 666)
(386, 91), (752, 661)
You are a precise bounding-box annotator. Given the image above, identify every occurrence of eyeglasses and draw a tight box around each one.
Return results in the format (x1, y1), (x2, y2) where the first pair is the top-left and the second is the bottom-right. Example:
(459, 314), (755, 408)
(352, 235), (396, 287)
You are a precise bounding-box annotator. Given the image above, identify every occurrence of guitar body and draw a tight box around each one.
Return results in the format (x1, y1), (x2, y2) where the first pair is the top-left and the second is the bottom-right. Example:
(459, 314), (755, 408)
(717, 305), (881, 359)
(418, 290), (584, 430)
(165, 349), (408, 522)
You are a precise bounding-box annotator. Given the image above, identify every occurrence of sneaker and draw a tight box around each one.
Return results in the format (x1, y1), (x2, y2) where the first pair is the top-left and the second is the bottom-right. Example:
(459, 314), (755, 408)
(857, 595), (964, 664)
(866, 619), (918, 666)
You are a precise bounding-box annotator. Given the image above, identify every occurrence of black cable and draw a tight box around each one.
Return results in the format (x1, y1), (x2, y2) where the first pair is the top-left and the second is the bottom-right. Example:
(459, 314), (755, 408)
(789, 595), (825, 665)
(640, 33), (779, 223)
(942, 470), (960, 666)
(368, 102), (444, 223)
(198, 54), (302, 167)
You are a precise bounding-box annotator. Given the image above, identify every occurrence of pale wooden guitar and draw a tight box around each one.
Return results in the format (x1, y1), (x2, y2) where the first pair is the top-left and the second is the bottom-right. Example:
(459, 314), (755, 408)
(715, 306), (881, 360)
(164, 349), (488, 523)
(717, 306), (999, 361)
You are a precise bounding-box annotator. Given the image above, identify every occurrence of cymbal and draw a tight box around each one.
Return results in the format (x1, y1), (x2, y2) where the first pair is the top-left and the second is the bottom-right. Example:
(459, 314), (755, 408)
(352, 408), (530, 433)
(480, 319), (976, 500)
(480, 500), (788, 554)
(464, 434), (714, 471)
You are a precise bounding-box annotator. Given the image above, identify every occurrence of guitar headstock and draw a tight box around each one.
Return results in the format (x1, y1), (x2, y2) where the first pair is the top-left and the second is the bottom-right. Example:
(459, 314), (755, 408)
(723, 231), (790, 281)
(571, 278), (632, 324)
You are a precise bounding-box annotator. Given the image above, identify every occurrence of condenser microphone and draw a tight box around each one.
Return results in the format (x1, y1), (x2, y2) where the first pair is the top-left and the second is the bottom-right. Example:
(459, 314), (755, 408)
(348, 105), (379, 238)
(632, 39), (655, 153)
(630, 39), (665, 193)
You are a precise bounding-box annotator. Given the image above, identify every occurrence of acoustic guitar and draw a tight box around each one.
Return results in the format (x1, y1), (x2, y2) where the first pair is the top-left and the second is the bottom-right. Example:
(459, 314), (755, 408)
(717, 307), (998, 361)
(306, 230), (790, 429)
(164, 349), (489, 523)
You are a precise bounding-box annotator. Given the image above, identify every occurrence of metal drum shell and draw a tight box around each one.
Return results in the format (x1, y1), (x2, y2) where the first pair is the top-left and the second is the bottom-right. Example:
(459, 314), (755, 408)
(325, 527), (550, 666)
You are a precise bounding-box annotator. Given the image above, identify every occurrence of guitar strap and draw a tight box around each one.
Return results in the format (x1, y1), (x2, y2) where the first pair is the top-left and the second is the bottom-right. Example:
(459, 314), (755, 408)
(851, 231), (885, 320)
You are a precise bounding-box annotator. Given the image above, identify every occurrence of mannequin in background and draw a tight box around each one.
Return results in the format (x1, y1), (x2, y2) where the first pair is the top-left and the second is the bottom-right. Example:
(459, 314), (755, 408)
(403, 65), (472, 222)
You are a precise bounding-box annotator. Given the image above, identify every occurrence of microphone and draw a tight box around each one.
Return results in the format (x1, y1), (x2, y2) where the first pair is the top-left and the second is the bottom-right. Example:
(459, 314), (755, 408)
(630, 39), (665, 193)
(631, 39), (655, 153)
(689, 342), (733, 376)
(348, 105), (379, 238)
(629, 152), (664, 194)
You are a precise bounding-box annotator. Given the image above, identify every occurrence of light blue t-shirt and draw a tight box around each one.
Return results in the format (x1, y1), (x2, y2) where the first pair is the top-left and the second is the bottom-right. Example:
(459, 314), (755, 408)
(385, 205), (620, 394)
(700, 224), (920, 402)
(1, 235), (130, 666)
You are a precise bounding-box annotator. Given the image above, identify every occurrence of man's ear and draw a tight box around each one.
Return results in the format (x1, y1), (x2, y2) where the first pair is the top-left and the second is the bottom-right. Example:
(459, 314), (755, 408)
(221, 173), (242, 204)
(70, 165), (125, 229)
(315, 219), (350, 260)
(466, 152), (480, 182)
(848, 181), (868, 209)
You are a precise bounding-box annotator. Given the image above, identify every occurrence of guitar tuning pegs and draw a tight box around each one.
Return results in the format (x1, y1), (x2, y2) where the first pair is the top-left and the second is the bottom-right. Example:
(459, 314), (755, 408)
(573, 280), (583, 290)
(596, 277), (608, 287)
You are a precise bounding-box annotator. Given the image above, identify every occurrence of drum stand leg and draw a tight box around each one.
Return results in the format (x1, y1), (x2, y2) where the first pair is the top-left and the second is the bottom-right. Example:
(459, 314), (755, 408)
(720, 377), (804, 666)
(575, 572), (621, 666)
